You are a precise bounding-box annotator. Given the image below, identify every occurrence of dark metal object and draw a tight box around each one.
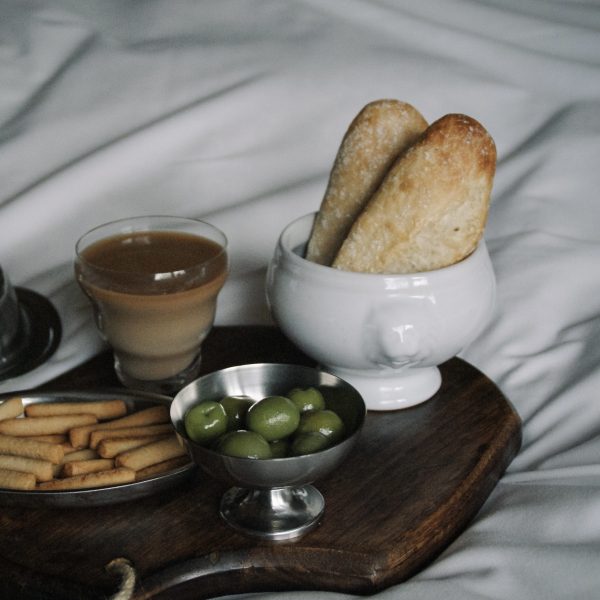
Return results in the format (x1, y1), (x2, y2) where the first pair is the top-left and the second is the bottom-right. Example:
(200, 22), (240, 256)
(0, 266), (62, 380)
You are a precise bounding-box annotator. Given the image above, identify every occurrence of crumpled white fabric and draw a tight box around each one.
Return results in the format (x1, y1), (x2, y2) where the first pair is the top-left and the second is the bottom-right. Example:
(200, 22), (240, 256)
(1, 1), (600, 598)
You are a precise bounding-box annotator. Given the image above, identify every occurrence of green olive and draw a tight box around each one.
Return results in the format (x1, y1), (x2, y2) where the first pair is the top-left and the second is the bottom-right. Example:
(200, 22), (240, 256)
(184, 401), (228, 446)
(269, 438), (290, 458)
(246, 395), (300, 442)
(291, 431), (331, 455)
(287, 387), (326, 413)
(216, 430), (273, 459)
(219, 395), (254, 430)
(297, 409), (346, 445)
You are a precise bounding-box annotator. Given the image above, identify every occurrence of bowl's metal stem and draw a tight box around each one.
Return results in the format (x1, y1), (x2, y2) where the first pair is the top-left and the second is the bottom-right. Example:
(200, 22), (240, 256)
(219, 485), (325, 541)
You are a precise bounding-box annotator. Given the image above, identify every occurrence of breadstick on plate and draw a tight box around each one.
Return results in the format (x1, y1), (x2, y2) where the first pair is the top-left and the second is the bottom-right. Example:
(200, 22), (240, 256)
(90, 424), (173, 450)
(61, 458), (114, 478)
(69, 406), (170, 448)
(61, 443), (81, 455)
(37, 467), (135, 491)
(25, 399), (127, 420)
(52, 450), (99, 478)
(27, 434), (68, 444)
(0, 468), (36, 490)
(0, 434), (64, 464)
(135, 455), (190, 481)
(305, 99), (428, 266)
(115, 436), (186, 471)
(0, 397), (24, 421)
(62, 448), (98, 463)
(332, 113), (497, 274)
(0, 414), (97, 437)
(0, 455), (54, 482)
(97, 435), (170, 458)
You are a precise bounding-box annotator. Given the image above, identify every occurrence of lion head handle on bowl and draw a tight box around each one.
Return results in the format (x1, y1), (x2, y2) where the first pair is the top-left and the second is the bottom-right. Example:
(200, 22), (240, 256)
(362, 297), (440, 371)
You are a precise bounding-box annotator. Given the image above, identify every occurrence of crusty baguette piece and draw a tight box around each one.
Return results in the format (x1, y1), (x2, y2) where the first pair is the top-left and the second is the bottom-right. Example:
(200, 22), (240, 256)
(305, 99), (428, 265)
(332, 113), (496, 274)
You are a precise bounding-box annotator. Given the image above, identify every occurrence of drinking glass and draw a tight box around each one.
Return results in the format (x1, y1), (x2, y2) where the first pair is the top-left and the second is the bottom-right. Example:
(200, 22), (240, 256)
(75, 216), (228, 395)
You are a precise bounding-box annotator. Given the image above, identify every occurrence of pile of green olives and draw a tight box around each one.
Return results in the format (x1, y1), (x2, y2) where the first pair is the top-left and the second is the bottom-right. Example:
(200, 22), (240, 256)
(183, 387), (346, 459)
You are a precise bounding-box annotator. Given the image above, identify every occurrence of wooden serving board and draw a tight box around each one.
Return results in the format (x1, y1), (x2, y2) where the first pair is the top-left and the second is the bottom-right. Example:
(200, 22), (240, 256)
(0, 326), (521, 600)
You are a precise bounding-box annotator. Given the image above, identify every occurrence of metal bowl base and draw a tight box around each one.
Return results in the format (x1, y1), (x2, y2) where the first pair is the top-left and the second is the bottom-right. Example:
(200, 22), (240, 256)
(219, 485), (325, 541)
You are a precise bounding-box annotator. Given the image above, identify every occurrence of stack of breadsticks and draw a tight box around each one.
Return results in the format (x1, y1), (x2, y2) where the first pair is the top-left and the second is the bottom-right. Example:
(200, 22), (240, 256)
(306, 99), (497, 274)
(0, 396), (189, 491)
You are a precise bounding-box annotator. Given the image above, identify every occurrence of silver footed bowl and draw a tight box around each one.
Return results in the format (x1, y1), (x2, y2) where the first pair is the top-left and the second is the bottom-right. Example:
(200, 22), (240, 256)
(171, 362), (366, 541)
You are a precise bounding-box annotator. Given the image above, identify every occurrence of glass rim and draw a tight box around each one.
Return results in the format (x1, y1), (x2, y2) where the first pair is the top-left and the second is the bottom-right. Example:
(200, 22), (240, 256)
(75, 215), (228, 279)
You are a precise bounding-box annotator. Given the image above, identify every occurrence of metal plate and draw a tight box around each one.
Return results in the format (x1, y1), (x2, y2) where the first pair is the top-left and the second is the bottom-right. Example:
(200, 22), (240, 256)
(0, 389), (194, 507)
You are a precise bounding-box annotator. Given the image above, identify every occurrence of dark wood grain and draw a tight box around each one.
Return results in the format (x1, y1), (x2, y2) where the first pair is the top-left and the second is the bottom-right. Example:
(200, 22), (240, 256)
(0, 326), (521, 599)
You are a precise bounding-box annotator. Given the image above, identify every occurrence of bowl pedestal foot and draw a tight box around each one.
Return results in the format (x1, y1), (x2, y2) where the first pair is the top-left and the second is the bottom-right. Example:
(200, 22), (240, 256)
(324, 365), (442, 411)
(219, 485), (325, 541)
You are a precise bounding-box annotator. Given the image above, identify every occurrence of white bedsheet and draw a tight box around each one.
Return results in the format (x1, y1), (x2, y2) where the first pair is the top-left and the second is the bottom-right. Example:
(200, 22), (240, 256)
(1, 1), (599, 598)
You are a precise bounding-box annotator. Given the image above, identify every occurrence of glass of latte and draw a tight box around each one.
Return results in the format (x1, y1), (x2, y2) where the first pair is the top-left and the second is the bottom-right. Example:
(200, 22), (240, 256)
(75, 216), (228, 395)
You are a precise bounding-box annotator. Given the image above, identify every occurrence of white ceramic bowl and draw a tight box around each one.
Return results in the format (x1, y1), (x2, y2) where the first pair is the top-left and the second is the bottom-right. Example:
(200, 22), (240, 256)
(266, 212), (496, 411)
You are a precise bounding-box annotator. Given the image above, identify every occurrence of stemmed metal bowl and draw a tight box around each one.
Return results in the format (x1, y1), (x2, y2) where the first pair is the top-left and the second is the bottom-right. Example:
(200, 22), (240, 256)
(171, 363), (366, 541)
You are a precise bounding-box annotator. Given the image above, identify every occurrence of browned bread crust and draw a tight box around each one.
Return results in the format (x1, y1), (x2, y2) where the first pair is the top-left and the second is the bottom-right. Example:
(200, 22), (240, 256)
(332, 113), (496, 274)
(305, 99), (428, 265)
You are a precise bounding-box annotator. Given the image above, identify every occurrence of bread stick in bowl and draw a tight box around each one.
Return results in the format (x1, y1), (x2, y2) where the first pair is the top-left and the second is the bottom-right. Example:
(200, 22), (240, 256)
(305, 99), (428, 265)
(332, 113), (496, 274)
